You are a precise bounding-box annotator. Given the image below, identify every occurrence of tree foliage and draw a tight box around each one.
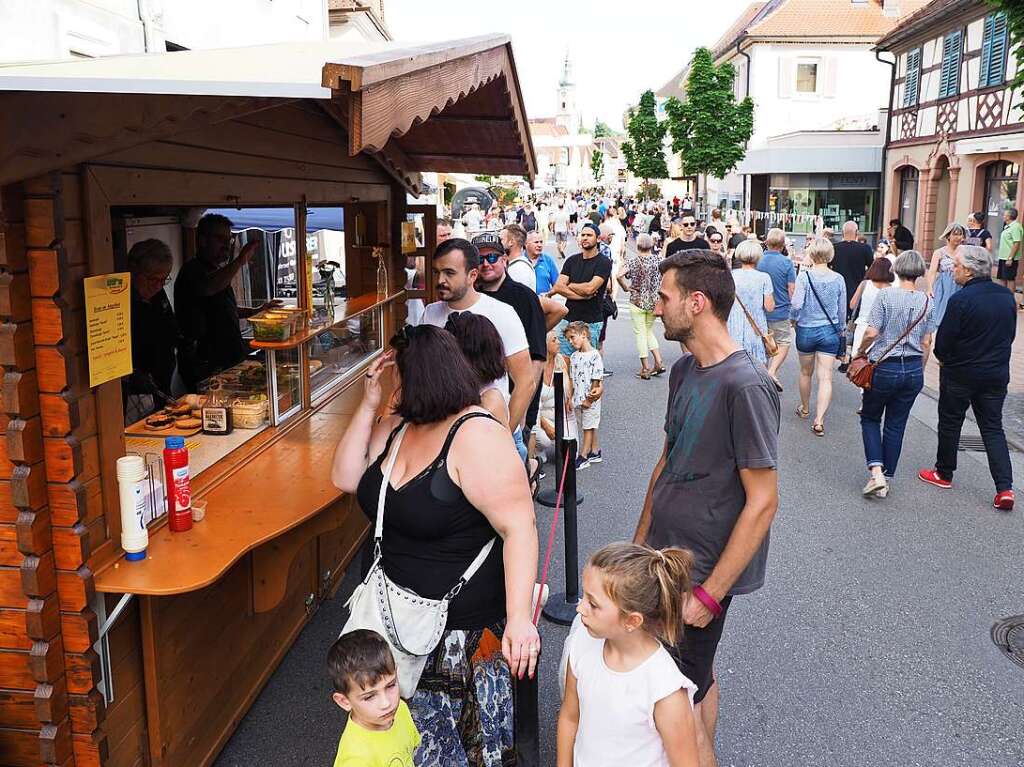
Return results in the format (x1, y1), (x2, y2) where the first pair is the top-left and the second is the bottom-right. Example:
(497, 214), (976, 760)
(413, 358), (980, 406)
(594, 120), (615, 138)
(990, 0), (1023, 113)
(665, 47), (754, 184)
(590, 149), (604, 181)
(621, 90), (668, 192)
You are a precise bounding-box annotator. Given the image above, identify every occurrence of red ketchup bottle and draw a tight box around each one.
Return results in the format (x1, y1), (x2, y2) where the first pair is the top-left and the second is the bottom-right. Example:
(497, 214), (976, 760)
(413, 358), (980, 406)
(163, 436), (193, 532)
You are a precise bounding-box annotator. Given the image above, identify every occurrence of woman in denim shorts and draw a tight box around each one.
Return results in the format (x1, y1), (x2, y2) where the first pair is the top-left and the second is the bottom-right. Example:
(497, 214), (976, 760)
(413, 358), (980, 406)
(790, 238), (847, 436)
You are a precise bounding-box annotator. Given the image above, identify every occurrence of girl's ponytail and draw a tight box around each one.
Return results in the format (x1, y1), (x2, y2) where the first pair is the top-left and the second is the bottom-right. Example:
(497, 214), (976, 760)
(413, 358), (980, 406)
(589, 543), (695, 645)
(650, 547), (694, 646)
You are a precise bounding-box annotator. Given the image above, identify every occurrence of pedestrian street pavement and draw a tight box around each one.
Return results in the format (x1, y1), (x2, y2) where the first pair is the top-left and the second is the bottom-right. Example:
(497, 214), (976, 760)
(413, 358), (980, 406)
(212, 235), (1024, 767)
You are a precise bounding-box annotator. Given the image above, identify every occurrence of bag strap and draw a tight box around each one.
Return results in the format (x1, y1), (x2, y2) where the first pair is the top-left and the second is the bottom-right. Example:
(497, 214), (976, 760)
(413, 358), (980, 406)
(872, 295), (930, 364)
(734, 293), (767, 341)
(806, 273), (843, 337)
(374, 422), (408, 552)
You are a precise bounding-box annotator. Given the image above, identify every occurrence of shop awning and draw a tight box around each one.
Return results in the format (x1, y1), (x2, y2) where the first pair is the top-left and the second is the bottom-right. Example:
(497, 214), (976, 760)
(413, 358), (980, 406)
(203, 207), (345, 233)
(0, 35), (536, 192)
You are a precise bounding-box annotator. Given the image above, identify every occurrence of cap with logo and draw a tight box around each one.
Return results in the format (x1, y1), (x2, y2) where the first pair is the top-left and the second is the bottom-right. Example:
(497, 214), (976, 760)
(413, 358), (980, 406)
(471, 231), (505, 255)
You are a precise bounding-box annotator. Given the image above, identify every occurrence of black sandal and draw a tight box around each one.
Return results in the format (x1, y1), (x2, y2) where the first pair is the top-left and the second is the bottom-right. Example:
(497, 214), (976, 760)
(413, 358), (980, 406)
(528, 458), (542, 497)
(651, 366), (667, 376)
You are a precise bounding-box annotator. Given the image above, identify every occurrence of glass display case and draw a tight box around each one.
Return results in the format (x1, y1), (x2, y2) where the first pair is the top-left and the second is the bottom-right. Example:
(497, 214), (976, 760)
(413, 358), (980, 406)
(307, 306), (383, 401)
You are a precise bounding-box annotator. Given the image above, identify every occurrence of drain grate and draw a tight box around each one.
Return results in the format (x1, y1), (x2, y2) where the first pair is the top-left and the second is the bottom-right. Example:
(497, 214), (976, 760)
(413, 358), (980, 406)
(991, 616), (1024, 670)
(958, 436), (987, 452)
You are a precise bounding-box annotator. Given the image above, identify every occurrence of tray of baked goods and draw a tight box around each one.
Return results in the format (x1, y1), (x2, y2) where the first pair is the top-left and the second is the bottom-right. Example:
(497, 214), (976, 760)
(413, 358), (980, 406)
(125, 395), (205, 437)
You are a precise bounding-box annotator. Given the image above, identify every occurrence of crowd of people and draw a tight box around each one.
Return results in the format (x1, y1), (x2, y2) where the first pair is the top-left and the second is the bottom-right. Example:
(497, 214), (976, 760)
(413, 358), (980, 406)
(325, 189), (1020, 767)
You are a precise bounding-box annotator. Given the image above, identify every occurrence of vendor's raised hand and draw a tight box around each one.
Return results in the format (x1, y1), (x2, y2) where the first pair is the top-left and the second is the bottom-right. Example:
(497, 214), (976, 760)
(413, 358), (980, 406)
(238, 237), (261, 264)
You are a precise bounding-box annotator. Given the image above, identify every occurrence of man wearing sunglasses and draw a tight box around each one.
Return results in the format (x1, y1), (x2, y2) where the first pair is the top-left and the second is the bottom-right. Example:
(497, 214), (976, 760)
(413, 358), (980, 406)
(665, 214), (709, 258)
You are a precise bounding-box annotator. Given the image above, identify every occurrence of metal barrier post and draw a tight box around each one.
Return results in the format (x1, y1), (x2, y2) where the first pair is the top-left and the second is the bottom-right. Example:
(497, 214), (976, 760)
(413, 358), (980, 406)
(542, 371), (582, 626)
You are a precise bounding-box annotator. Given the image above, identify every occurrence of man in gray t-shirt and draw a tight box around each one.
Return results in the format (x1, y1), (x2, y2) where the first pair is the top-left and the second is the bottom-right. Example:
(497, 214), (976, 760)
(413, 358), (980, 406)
(634, 249), (780, 766)
(648, 351), (780, 592)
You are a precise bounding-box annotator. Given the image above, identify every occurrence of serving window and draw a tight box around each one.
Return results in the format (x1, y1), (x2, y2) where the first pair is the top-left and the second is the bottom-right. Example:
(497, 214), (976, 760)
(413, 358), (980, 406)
(111, 199), (395, 487)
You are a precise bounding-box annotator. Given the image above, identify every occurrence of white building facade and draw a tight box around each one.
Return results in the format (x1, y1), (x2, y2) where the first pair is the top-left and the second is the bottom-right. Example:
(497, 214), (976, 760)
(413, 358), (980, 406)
(0, 1), (343, 62)
(666, 0), (929, 237)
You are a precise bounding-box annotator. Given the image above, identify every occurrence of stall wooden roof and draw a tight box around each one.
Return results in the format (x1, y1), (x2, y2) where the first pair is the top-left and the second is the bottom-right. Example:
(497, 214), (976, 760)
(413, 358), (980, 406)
(0, 34), (536, 192)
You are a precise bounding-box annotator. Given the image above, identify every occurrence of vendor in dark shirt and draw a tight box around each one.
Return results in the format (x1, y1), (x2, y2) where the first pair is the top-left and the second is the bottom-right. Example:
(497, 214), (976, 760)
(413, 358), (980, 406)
(175, 213), (266, 388)
(126, 238), (179, 407)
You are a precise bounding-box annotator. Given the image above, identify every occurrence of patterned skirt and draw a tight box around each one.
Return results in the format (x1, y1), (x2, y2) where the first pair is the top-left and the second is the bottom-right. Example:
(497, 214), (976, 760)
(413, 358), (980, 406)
(408, 622), (516, 766)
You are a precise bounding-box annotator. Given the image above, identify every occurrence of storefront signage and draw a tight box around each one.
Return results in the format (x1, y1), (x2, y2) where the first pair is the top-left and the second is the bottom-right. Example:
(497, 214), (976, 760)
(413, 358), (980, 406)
(84, 272), (133, 388)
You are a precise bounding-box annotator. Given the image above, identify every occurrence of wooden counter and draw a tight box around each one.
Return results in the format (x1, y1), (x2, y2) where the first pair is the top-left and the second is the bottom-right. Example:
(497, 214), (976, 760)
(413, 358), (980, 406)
(95, 409), (358, 596)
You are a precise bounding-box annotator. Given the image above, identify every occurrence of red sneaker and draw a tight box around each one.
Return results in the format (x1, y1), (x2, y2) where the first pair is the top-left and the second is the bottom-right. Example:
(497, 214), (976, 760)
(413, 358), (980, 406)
(993, 490), (1015, 511)
(918, 469), (952, 489)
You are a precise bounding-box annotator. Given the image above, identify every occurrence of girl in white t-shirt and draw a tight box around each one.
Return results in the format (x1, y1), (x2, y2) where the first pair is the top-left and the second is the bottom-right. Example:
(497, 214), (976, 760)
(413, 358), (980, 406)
(557, 543), (699, 767)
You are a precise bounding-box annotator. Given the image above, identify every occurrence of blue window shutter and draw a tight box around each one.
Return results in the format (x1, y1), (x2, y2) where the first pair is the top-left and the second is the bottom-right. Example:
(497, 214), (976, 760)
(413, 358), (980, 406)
(939, 30), (962, 98)
(980, 14), (996, 87)
(903, 48), (921, 107)
(983, 12), (1009, 88)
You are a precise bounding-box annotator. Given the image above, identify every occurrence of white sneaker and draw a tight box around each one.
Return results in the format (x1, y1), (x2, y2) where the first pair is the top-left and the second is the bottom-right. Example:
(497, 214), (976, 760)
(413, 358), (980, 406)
(862, 475), (889, 498)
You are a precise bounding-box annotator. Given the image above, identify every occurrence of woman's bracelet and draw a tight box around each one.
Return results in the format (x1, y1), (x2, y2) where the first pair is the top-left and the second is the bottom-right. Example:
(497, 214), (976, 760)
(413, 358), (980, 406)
(692, 584), (723, 618)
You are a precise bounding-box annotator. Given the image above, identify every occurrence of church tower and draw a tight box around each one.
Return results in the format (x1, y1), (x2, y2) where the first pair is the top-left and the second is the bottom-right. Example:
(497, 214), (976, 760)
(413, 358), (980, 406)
(555, 51), (577, 132)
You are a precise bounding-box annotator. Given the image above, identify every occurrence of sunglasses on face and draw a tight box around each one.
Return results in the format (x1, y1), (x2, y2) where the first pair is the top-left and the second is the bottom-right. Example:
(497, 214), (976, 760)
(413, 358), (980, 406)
(710, 238), (723, 244)
(480, 253), (502, 264)
(682, 222), (697, 227)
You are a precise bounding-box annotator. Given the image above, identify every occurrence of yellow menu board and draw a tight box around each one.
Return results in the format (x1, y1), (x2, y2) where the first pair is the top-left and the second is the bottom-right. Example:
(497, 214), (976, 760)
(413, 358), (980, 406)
(84, 272), (132, 388)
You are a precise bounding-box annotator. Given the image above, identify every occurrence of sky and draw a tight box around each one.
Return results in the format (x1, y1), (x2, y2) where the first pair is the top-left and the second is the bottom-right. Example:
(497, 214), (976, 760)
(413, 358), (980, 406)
(384, 0), (754, 131)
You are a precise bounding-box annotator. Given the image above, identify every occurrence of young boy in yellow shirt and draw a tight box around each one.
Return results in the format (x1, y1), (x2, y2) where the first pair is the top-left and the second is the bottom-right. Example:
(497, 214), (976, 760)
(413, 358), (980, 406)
(327, 629), (420, 767)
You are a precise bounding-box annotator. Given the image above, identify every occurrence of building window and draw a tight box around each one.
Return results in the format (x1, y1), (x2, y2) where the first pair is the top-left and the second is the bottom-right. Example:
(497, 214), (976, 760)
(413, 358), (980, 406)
(902, 48), (921, 107)
(985, 161), (1020, 241)
(796, 62), (818, 93)
(898, 167), (919, 230)
(938, 30), (962, 99)
(980, 11), (1009, 88)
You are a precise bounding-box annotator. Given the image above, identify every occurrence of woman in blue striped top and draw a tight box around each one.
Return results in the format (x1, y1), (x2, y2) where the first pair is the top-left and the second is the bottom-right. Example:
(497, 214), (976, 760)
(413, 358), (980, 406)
(790, 238), (848, 436)
(852, 251), (934, 498)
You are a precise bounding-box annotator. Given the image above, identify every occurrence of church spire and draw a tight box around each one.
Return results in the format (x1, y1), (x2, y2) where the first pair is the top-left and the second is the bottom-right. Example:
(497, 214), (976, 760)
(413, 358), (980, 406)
(559, 50), (573, 87)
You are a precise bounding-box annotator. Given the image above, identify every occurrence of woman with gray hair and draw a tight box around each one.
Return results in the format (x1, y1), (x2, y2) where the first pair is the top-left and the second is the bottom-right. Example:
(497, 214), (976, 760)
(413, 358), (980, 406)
(616, 233), (665, 379)
(927, 222), (965, 326)
(126, 238), (180, 415)
(726, 240), (775, 366)
(852, 250), (935, 498)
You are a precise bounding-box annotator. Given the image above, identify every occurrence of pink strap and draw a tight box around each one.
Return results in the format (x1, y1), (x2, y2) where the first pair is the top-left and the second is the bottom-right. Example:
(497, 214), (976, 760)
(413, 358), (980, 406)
(533, 448), (572, 626)
(692, 584), (723, 618)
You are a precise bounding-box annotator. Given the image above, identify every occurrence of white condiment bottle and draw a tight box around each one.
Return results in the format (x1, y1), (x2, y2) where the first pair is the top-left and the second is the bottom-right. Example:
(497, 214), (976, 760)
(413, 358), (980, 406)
(116, 456), (149, 561)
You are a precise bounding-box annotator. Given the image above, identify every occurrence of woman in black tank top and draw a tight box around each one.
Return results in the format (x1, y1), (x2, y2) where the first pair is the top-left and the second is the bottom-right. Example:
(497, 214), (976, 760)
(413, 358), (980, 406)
(332, 325), (538, 765)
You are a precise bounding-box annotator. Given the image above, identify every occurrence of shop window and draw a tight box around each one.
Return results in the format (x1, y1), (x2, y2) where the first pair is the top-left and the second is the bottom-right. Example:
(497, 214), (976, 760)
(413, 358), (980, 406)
(902, 48), (921, 107)
(980, 11), (1009, 88)
(796, 62), (818, 93)
(938, 30), (962, 99)
(985, 161), (1020, 241)
(899, 167), (919, 231)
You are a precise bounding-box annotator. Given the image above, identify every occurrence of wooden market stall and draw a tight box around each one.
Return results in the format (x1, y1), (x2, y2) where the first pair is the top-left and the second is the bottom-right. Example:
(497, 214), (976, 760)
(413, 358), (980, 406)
(0, 36), (535, 767)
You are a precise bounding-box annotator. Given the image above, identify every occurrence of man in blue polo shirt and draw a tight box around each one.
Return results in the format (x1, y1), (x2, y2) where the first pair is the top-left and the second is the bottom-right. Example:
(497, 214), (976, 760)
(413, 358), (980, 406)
(757, 228), (796, 391)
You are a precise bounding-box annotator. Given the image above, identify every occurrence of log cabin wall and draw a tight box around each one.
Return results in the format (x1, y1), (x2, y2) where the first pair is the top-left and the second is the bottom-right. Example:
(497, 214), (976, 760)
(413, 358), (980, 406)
(0, 180), (52, 767)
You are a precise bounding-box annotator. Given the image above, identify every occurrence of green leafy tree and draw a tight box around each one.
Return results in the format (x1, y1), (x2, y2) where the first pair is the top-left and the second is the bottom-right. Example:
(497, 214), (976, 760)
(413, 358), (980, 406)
(990, 1), (1023, 113)
(621, 90), (668, 198)
(594, 120), (614, 138)
(590, 149), (604, 182)
(665, 47), (754, 202)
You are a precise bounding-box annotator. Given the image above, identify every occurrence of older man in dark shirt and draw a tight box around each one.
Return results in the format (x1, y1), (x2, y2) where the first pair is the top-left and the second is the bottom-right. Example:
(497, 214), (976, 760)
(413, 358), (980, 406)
(919, 244), (1017, 510)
